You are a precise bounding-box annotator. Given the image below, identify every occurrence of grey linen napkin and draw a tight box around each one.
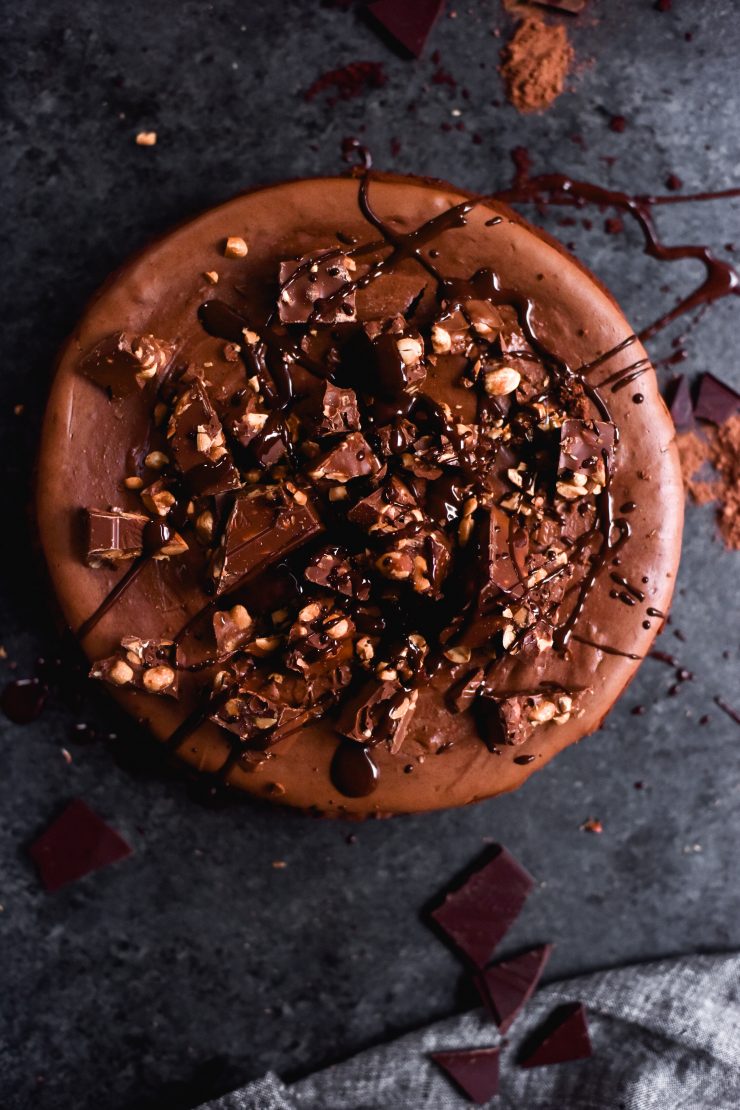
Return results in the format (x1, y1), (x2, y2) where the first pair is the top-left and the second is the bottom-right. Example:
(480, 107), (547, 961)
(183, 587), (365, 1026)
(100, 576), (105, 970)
(198, 953), (740, 1110)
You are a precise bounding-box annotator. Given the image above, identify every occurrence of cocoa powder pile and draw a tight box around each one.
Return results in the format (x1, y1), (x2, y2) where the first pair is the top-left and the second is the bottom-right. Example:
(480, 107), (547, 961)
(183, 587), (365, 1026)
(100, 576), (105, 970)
(500, 16), (574, 113)
(677, 414), (740, 550)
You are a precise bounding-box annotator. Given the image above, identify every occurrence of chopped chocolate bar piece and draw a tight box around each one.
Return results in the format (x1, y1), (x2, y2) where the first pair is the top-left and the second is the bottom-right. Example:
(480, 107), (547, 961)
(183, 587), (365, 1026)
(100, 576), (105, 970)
(302, 383), (361, 436)
(348, 475), (421, 534)
(375, 418), (418, 457)
(304, 548), (371, 600)
(307, 432), (381, 483)
(558, 418), (616, 493)
(475, 690), (573, 748)
(476, 944), (554, 1032)
(79, 332), (174, 398)
(375, 526), (451, 597)
(481, 507), (528, 598)
(212, 604), (254, 657)
(167, 379), (241, 495)
(446, 667), (485, 714)
(337, 681), (418, 754)
(367, 0), (444, 59)
(430, 845), (534, 967)
(665, 375), (694, 431)
(521, 1002), (592, 1068)
(693, 371), (740, 425)
(29, 799), (132, 891)
(364, 316), (427, 396)
(210, 673), (308, 747)
(278, 250), (356, 325)
(286, 599), (356, 678)
(430, 1047), (500, 1106)
(225, 391), (269, 448)
(211, 485), (323, 594)
(85, 509), (148, 566)
(90, 636), (179, 698)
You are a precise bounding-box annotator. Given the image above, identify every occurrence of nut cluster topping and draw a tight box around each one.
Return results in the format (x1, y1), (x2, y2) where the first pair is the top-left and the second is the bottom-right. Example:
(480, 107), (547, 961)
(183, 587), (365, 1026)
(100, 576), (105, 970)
(81, 224), (613, 767)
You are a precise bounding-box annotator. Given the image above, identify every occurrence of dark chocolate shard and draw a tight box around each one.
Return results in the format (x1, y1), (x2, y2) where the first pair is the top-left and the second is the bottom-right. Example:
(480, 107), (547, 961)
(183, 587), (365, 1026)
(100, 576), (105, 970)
(558, 418), (616, 491)
(430, 846), (534, 968)
(79, 332), (174, 398)
(445, 667), (485, 714)
(348, 475), (421, 534)
(520, 1002), (592, 1068)
(167, 379), (241, 495)
(475, 944), (553, 1032)
(693, 372), (740, 425)
(302, 383), (361, 436)
(90, 636), (179, 698)
(481, 507), (528, 598)
(430, 1047), (500, 1105)
(530, 0), (588, 13)
(85, 509), (148, 566)
(304, 547), (371, 600)
(29, 799), (132, 891)
(278, 250), (356, 325)
(364, 316), (427, 396)
(664, 375), (694, 431)
(212, 604), (254, 658)
(367, 0), (444, 59)
(307, 432), (381, 483)
(211, 486), (323, 595)
(337, 681), (418, 755)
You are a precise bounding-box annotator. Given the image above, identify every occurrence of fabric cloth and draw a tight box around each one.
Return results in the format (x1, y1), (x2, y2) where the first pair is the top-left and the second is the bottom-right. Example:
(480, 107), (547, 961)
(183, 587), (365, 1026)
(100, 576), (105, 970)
(198, 953), (740, 1109)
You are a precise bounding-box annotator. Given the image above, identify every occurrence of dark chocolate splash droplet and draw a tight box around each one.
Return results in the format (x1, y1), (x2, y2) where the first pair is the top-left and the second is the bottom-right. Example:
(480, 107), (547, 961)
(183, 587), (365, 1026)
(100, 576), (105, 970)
(1, 678), (48, 724)
(331, 740), (379, 797)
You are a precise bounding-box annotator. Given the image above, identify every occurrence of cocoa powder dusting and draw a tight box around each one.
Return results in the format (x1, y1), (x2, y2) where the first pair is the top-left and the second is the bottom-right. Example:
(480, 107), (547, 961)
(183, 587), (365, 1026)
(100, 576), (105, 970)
(677, 414), (740, 549)
(500, 17), (574, 113)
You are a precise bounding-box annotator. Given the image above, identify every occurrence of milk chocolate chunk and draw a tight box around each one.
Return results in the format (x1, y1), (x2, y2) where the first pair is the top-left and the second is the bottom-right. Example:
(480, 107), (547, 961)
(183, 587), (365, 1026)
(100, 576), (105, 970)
(304, 548), (371, 600)
(337, 681), (419, 754)
(212, 604), (254, 658)
(430, 845), (535, 968)
(446, 667), (485, 714)
(475, 944), (554, 1032)
(376, 526), (451, 596)
(85, 509), (148, 566)
(210, 674), (308, 746)
(90, 636), (178, 698)
(286, 599), (356, 678)
(303, 383), (361, 436)
(520, 1002), (592, 1068)
(79, 332), (174, 398)
(225, 392), (269, 448)
(307, 431), (381, 483)
(167, 379), (241, 495)
(211, 486), (323, 594)
(278, 250), (356, 325)
(364, 316), (427, 395)
(375, 418), (418, 457)
(481, 507), (528, 597)
(475, 691), (573, 748)
(29, 799), (132, 892)
(348, 475), (421, 534)
(430, 1047), (500, 1105)
(558, 418), (616, 492)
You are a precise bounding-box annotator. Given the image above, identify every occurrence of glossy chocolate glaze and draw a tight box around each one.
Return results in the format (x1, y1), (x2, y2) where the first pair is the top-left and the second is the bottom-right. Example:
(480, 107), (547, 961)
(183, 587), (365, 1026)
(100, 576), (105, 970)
(36, 173), (683, 815)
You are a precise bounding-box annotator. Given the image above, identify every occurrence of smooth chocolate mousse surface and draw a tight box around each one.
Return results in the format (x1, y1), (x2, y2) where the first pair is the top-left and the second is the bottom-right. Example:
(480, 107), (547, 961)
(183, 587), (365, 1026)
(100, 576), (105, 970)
(36, 172), (683, 815)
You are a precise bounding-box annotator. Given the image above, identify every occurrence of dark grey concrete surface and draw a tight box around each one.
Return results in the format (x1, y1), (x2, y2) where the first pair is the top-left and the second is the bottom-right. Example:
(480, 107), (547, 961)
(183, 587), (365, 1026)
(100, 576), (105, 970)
(1, 2), (739, 1107)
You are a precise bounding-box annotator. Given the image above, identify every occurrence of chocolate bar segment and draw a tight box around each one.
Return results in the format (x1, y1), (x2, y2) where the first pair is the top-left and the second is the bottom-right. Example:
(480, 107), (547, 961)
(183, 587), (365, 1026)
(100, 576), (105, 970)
(90, 636), (178, 698)
(167, 379), (241, 495)
(79, 332), (174, 398)
(211, 485), (323, 595)
(557, 418), (616, 494)
(307, 432), (381, 483)
(337, 680), (418, 754)
(302, 383), (361, 436)
(85, 509), (148, 566)
(210, 673), (308, 746)
(278, 250), (356, 325)
(304, 548), (371, 600)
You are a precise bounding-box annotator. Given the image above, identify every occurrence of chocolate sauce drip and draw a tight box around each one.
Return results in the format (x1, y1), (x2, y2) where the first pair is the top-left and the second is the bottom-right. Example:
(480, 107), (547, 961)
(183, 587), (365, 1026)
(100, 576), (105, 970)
(571, 634), (641, 660)
(330, 740), (379, 797)
(609, 573), (646, 602)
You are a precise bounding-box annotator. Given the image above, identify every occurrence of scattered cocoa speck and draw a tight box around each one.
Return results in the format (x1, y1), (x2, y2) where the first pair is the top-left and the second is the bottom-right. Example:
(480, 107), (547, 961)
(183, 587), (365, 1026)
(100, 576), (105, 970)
(432, 65), (457, 90)
(272, 860), (288, 869)
(634, 781), (644, 790)
(604, 216), (624, 235)
(13, 403), (24, 416)
(631, 705), (646, 716)
(580, 817), (603, 834)
(500, 17), (574, 114)
(0, 646), (7, 659)
(390, 136), (401, 156)
(305, 61), (386, 106)
(608, 114), (627, 132)
(665, 173), (683, 191)
(135, 131), (157, 147)
(346, 833), (357, 845)
(61, 748), (73, 765)
(510, 144), (532, 186)
(655, 0), (671, 10)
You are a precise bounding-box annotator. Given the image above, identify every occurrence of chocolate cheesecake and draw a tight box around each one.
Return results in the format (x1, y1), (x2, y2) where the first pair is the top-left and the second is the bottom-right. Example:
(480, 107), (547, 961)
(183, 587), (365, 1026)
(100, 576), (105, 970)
(36, 172), (683, 815)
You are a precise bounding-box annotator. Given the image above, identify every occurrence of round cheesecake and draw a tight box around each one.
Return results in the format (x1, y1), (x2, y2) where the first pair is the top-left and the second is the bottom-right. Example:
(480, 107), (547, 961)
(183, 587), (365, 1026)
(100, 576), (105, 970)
(37, 172), (683, 815)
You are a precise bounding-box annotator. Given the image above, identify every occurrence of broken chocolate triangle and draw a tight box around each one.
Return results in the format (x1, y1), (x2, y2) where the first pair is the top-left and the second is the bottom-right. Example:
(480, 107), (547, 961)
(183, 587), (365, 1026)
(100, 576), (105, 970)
(28, 798), (132, 891)
(430, 1046), (500, 1105)
(430, 846), (534, 967)
(693, 371), (740, 426)
(665, 374), (694, 431)
(476, 943), (553, 1032)
(366, 0), (444, 58)
(520, 1001), (592, 1068)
